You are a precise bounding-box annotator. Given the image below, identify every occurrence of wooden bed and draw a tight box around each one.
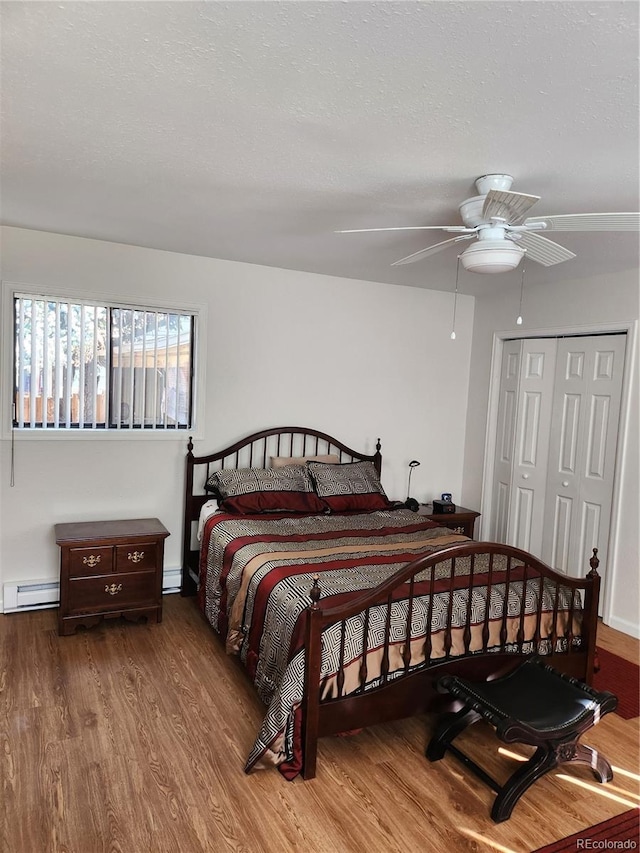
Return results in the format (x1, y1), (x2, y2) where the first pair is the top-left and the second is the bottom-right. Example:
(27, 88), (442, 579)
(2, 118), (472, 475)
(182, 426), (601, 780)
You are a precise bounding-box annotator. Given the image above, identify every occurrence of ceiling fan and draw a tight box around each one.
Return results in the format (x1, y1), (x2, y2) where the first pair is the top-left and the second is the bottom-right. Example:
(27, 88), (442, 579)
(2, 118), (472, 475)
(337, 174), (640, 274)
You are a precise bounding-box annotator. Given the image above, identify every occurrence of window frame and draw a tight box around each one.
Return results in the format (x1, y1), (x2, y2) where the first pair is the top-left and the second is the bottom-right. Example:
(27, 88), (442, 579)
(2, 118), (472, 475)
(2, 281), (206, 440)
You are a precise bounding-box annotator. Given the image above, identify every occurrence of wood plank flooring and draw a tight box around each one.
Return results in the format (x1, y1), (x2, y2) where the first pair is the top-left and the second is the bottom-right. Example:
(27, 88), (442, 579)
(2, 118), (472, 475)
(1, 596), (638, 853)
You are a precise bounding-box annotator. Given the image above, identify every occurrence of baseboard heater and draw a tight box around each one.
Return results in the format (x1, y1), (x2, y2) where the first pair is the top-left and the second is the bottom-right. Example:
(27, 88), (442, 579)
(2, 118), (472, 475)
(3, 567), (182, 614)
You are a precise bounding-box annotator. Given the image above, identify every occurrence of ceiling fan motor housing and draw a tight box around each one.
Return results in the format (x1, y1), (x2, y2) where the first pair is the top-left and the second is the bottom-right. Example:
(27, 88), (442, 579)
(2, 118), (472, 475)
(458, 195), (487, 227)
(459, 175), (517, 227)
(474, 174), (514, 194)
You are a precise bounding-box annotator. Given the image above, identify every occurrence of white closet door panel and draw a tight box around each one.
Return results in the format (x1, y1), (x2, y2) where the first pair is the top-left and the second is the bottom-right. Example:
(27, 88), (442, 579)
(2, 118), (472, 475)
(550, 495), (572, 573)
(559, 394), (581, 474)
(494, 480), (511, 542)
(505, 348), (520, 380)
(586, 395), (610, 479)
(499, 389), (517, 463)
(513, 487), (535, 551)
(507, 339), (557, 553)
(566, 350), (585, 380)
(519, 391), (543, 467)
(595, 348), (616, 380)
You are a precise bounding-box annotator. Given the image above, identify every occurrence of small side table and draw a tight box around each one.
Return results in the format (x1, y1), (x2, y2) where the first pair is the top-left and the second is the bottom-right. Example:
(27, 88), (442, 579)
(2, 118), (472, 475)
(418, 504), (480, 539)
(55, 518), (170, 636)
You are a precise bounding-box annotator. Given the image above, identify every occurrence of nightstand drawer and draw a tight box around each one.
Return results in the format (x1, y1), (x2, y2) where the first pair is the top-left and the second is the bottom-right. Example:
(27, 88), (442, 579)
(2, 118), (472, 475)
(438, 522), (468, 536)
(69, 546), (115, 577)
(67, 571), (158, 614)
(115, 542), (158, 573)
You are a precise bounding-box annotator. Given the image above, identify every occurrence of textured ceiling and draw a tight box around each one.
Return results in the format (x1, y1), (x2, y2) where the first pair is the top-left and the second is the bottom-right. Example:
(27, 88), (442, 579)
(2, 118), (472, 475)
(1, 1), (638, 296)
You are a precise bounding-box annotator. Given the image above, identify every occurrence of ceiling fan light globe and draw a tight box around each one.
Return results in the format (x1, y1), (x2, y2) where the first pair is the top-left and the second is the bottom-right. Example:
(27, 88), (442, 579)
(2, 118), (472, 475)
(460, 240), (525, 274)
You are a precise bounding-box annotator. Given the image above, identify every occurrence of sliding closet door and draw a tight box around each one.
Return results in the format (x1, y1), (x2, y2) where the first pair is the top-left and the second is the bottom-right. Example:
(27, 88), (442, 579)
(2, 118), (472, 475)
(541, 335), (626, 588)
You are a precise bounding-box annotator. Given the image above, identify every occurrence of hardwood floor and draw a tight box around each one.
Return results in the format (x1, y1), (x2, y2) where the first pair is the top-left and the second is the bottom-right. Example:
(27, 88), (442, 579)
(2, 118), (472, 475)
(1, 596), (638, 853)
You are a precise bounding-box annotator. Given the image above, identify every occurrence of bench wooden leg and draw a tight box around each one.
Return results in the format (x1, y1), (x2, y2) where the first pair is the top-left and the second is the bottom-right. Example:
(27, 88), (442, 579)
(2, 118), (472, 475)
(427, 707), (481, 761)
(566, 743), (613, 784)
(492, 746), (557, 823)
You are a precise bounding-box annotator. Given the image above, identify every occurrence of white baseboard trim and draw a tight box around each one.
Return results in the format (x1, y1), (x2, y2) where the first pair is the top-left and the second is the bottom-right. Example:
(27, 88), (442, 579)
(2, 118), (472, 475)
(162, 567), (182, 595)
(604, 614), (640, 640)
(2, 567), (182, 614)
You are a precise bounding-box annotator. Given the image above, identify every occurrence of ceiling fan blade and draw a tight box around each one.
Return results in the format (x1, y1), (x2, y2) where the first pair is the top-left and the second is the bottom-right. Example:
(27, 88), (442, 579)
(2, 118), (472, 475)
(391, 235), (474, 266)
(511, 231), (576, 266)
(524, 212), (640, 231)
(335, 225), (471, 234)
(483, 190), (541, 224)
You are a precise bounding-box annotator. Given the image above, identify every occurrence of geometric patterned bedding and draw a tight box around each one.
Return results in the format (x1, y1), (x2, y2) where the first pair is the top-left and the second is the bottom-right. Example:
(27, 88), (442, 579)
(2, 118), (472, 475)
(198, 508), (581, 779)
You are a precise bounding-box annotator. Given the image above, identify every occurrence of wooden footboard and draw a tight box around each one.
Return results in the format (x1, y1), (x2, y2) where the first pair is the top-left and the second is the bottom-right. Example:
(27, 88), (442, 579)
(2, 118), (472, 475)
(301, 541), (600, 779)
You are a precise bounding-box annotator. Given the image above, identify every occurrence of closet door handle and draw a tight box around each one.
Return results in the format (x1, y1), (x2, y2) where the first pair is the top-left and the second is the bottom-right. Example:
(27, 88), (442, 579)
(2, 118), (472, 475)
(522, 474), (529, 479)
(562, 481), (569, 487)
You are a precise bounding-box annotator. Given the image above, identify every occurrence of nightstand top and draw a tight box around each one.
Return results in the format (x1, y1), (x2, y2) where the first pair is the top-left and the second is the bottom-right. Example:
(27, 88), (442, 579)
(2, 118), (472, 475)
(418, 504), (480, 519)
(55, 518), (169, 544)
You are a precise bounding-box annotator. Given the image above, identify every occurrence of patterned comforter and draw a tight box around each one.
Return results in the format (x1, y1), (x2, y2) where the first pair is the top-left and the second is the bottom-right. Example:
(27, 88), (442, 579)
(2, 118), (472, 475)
(198, 508), (579, 779)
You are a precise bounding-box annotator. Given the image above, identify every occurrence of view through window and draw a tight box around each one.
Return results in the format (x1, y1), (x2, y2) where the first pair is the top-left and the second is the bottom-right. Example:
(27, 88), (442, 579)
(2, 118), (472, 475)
(13, 294), (195, 430)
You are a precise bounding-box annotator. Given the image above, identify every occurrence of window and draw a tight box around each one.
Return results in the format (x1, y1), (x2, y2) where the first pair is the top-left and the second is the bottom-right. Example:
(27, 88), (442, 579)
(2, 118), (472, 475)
(13, 293), (195, 430)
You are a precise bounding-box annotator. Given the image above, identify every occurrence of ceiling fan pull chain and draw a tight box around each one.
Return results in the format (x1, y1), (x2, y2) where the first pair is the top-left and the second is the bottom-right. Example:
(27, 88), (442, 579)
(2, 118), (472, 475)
(516, 261), (526, 326)
(451, 256), (461, 340)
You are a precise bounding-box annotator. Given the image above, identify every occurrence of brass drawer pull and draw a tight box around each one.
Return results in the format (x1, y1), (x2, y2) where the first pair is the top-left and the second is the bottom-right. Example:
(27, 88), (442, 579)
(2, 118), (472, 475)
(83, 555), (101, 568)
(127, 551), (144, 563)
(105, 583), (123, 596)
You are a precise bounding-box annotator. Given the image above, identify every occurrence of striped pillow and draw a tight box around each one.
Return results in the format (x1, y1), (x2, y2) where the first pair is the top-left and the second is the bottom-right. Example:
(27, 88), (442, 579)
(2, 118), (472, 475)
(205, 465), (327, 514)
(306, 460), (390, 513)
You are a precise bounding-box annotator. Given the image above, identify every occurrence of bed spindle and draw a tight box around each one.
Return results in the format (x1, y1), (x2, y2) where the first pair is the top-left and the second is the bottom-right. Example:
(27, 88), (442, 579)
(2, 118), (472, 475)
(358, 609), (370, 692)
(550, 575), (560, 653)
(566, 582), (576, 654)
(337, 620), (347, 697)
(444, 559), (456, 658)
(516, 562), (528, 652)
(481, 553), (494, 653)
(463, 555), (474, 654)
(424, 565), (435, 665)
(403, 578), (415, 671)
(381, 595), (392, 683)
(533, 573), (544, 652)
(499, 557), (512, 649)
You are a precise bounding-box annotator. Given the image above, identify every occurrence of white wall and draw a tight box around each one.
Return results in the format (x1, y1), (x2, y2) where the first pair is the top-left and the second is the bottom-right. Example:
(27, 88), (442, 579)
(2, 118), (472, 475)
(463, 268), (639, 637)
(0, 227), (474, 604)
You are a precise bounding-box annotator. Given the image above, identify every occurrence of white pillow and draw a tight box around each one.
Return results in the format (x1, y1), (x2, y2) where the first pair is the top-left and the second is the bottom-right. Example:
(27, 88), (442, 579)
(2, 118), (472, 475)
(270, 454), (339, 468)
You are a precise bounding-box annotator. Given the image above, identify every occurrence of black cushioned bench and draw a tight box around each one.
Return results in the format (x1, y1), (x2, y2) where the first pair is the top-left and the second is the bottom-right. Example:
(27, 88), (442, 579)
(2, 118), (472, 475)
(427, 655), (618, 822)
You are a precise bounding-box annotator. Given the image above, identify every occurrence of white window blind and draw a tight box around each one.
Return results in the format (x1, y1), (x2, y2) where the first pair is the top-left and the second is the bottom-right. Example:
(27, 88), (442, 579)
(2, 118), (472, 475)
(13, 294), (195, 430)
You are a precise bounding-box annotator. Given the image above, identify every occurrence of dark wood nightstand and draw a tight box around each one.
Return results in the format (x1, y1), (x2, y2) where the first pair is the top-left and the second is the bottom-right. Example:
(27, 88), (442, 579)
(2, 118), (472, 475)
(418, 504), (481, 539)
(55, 518), (170, 636)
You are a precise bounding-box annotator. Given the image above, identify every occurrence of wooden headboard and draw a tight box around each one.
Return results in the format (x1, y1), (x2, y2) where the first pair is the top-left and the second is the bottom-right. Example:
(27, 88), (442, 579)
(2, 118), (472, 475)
(181, 426), (382, 595)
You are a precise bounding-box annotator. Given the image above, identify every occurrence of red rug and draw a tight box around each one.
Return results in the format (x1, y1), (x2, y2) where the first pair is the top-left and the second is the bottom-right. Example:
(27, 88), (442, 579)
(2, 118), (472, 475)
(533, 809), (639, 852)
(593, 647), (639, 719)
